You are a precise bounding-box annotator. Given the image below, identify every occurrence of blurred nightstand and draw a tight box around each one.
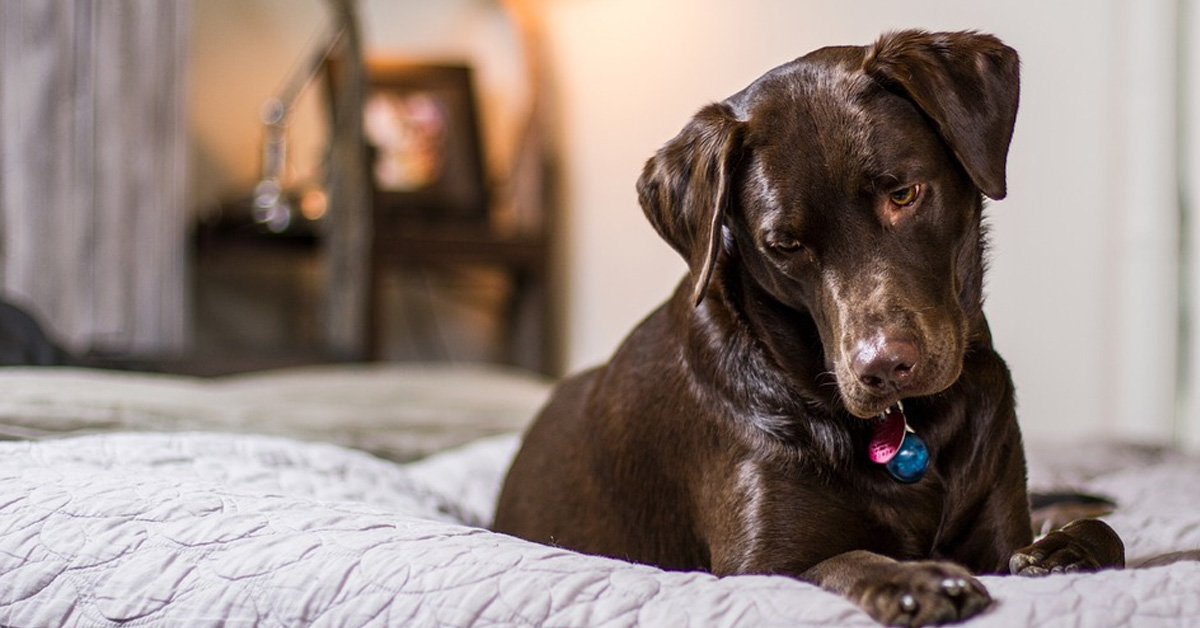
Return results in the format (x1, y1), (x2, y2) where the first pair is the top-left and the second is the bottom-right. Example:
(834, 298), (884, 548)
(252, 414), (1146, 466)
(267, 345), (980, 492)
(366, 219), (555, 374)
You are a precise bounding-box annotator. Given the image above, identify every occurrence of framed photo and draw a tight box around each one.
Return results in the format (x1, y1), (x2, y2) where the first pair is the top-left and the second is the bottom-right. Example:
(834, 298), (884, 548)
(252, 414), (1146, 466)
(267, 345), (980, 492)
(363, 61), (489, 223)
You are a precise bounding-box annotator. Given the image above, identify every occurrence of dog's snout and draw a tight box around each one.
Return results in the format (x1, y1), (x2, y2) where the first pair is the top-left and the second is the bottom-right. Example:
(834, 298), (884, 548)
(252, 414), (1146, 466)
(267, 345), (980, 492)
(851, 336), (920, 393)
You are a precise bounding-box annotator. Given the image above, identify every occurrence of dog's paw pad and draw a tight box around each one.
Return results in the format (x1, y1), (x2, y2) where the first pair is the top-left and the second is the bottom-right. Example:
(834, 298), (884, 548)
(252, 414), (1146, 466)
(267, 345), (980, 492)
(939, 577), (969, 597)
(1010, 547), (1096, 576)
(1009, 549), (1050, 576)
(1010, 519), (1125, 576)
(860, 563), (990, 627)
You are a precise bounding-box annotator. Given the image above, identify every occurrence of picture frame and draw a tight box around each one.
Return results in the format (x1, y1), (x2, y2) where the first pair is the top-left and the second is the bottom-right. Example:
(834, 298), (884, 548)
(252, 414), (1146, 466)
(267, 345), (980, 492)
(363, 61), (489, 223)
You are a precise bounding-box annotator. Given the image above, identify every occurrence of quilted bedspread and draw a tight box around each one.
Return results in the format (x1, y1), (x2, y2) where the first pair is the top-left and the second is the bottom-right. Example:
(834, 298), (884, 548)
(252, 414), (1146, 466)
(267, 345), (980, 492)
(0, 431), (1198, 627)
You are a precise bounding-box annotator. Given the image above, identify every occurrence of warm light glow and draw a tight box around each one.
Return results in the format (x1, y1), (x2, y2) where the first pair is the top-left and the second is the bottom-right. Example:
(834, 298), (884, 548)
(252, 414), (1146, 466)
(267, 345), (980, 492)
(301, 189), (328, 220)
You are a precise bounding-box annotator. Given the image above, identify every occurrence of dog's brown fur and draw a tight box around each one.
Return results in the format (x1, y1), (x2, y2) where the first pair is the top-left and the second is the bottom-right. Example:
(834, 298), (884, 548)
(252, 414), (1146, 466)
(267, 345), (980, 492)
(494, 30), (1123, 626)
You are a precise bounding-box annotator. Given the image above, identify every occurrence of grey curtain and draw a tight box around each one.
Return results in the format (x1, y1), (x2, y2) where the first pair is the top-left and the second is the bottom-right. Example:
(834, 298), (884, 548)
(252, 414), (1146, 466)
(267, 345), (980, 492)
(0, 0), (190, 355)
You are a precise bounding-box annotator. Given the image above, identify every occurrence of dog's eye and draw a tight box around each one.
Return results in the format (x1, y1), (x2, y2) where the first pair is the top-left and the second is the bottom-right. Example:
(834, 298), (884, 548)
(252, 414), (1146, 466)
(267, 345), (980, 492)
(888, 185), (920, 207)
(770, 239), (805, 254)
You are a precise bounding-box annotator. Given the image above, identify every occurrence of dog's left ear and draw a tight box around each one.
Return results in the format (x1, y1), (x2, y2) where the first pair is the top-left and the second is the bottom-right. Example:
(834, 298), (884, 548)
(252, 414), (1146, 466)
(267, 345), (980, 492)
(864, 30), (1020, 200)
(637, 102), (744, 306)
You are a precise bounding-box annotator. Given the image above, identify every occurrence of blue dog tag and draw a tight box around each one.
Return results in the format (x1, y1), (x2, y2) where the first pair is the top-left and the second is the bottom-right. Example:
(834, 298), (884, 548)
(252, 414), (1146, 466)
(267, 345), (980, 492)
(885, 430), (929, 483)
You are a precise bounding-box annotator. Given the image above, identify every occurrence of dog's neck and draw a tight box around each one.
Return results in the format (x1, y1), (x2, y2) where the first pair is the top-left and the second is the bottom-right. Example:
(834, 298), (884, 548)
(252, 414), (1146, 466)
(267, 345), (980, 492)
(953, 211), (993, 342)
(679, 278), (865, 471)
(717, 266), (841, 410)
(678, 252), (848, 441)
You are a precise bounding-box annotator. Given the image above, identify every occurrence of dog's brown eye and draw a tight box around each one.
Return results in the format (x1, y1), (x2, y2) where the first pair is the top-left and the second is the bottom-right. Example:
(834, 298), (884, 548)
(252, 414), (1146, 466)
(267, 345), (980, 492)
(888, 185), (920, 207)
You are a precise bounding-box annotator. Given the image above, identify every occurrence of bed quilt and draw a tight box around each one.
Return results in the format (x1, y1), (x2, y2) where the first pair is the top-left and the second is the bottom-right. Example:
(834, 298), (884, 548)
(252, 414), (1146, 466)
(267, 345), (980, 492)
(0, 431), (1197, 627)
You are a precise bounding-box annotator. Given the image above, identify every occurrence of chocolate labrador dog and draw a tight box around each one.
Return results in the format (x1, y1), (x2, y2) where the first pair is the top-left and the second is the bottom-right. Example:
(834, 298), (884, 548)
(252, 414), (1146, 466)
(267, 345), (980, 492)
(494, 30), (1124, 626)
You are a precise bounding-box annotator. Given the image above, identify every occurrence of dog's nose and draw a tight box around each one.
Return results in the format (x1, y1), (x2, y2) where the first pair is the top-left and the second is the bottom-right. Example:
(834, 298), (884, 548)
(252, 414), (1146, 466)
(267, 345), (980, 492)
(852, 337), (920, 392)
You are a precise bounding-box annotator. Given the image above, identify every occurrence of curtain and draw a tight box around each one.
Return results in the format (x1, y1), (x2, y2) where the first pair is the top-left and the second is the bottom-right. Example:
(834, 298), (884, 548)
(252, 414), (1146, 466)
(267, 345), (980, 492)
(0, 0), (190, 356)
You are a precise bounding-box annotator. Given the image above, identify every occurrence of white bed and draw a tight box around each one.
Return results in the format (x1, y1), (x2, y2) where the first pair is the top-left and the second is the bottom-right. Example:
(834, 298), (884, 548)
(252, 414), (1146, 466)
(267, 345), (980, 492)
(0, 365), (1197, 627)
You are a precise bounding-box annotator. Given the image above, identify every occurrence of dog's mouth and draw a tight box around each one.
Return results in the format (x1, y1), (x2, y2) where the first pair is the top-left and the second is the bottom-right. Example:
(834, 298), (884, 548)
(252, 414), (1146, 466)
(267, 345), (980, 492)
(832, 322), (966, 418)
(837, 363), (963, 418)
(835, 352), (962, 419)
(835, 347), (918, 418)
(842, 389), (904, 419)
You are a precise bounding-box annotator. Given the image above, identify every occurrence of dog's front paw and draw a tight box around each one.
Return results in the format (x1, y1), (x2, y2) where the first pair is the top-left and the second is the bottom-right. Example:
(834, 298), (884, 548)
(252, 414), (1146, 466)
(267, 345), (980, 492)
(1009, 518), (1125, 576)
(857, 561), (991, 627)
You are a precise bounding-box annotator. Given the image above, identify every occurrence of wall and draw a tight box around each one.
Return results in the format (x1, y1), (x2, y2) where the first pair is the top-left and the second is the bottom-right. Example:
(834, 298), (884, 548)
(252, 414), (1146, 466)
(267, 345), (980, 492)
(1180, 1), (1200, 452)
(537, 0), (1184, 445)
(190, 0), (324, 211)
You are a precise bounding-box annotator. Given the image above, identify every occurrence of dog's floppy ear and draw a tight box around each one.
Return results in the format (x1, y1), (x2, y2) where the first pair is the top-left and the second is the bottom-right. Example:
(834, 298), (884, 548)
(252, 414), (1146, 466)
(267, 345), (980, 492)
(864, 30), (1019, 200)
(637, 103), (743, 306)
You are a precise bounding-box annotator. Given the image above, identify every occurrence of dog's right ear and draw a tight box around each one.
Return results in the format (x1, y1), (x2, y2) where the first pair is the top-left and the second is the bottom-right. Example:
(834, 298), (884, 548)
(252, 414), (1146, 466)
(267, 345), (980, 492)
(637, 103), (743, 307)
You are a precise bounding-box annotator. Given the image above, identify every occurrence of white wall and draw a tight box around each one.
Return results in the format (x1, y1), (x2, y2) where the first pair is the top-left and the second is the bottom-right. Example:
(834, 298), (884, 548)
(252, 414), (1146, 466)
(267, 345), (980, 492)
(538, 0), (1183, 445)
(1180, 0), (1200, 452)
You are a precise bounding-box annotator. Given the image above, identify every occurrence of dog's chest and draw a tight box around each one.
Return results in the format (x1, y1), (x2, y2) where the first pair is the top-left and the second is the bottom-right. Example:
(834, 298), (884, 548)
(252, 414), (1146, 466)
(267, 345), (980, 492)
(732, 452), (950, 562)
(857, 474), (950, 556)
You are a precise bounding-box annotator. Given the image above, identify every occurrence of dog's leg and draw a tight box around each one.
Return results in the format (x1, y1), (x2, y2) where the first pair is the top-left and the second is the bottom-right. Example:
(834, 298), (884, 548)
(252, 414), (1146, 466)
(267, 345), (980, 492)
(802, 550), (992, 627)
(1008, 518), (1125, 576)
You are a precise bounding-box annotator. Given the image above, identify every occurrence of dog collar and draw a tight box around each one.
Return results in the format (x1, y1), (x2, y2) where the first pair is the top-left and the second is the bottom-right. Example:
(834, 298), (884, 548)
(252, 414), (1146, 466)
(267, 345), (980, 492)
(868, 402), (929, 483)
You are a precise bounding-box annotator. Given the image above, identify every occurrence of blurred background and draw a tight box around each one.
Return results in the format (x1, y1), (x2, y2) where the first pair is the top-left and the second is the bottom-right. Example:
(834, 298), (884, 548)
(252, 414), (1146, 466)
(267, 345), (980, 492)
(1, 0), (1198, 450)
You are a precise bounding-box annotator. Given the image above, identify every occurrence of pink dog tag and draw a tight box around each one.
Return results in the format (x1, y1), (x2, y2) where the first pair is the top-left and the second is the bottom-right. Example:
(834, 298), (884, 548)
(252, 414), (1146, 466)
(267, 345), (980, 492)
(869, 406), (906, 464)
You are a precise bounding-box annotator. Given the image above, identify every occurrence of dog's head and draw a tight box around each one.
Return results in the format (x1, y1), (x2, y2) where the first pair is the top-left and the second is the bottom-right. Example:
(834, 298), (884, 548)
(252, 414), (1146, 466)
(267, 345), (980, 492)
(637, 30), (1019, 418)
